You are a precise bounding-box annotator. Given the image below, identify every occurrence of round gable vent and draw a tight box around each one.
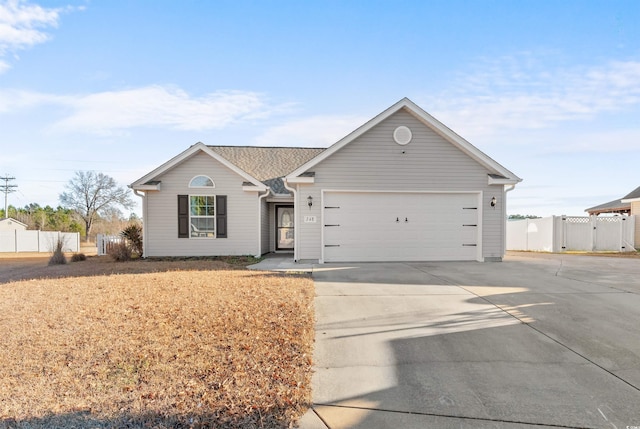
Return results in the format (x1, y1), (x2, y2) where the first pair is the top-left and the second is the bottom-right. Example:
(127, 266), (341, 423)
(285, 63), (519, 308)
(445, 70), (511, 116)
(393, 126), (412, 145)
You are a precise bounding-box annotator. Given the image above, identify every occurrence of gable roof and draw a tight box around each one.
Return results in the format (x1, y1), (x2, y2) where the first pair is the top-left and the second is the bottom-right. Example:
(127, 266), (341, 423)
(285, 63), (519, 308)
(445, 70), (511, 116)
(585, 199), (631, 215)
(130, 142), (268, 191)
(130, 143), (325, 194)
(621, 185), (640, 203)
(286, 97), (522, 184)
(586, 185), (640, 214)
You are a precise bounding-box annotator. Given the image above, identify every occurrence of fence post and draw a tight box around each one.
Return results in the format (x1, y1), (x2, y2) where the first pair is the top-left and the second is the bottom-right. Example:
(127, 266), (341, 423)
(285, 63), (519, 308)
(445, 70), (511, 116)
(561, 215), (567, 252)
(552, 216), (558, 252)
(591, 215), (598, 252)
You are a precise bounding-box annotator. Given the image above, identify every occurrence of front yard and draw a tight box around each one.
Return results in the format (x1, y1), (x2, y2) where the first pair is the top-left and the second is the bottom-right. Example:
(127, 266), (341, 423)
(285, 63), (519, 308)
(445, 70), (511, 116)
(0, 256), (314, 428)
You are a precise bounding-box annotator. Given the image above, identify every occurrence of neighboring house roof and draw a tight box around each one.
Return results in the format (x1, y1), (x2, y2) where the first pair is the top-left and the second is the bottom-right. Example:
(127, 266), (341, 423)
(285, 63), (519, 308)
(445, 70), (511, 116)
(0, 217), (27, 229)
(286, 97), (522, 185)
(585, 185), (640, 215)
(585, 199), (631, 215)
(621, 185), (640, 203)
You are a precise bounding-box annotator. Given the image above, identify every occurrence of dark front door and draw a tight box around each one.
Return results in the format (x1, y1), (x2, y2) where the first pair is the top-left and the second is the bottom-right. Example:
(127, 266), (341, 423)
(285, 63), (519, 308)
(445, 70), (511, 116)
(276, 205), (294, 250)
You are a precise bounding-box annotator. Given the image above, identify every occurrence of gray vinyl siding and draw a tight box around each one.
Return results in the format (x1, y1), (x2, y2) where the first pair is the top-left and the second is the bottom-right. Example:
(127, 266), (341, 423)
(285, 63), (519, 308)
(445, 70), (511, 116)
(296, 109), (506, 261)
(144, 152), (258, 257)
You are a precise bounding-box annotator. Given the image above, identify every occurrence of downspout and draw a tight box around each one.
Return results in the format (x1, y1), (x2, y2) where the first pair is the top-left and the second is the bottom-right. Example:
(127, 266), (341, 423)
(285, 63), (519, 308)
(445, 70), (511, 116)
(133, 189), (147, 258)
(283, 179), (298, 262)
(257, 189), (271, 258)
(503, 184), (516, 258)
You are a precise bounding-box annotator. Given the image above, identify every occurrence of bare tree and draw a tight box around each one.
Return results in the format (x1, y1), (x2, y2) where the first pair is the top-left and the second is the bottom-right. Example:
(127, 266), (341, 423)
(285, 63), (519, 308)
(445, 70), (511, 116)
(59, 171), (135, 241)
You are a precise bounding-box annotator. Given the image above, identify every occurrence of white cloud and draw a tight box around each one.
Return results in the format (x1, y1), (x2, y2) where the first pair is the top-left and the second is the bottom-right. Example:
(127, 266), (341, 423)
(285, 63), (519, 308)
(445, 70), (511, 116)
(427, 55), (640, 141)
(0, 86), (289, 134)
(254, 115), (368, 147)
(0, 87), (57, 111)
(0, 0), (69, 71)
(52, 87), (282, 134)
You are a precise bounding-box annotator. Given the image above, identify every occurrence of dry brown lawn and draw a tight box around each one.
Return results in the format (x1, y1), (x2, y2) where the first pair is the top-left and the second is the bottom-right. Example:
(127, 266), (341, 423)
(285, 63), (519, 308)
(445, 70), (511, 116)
(0, 256), (314, 428)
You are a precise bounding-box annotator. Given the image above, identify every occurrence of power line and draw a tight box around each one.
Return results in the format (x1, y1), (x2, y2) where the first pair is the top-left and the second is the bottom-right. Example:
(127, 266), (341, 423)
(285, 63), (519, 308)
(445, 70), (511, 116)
(0, 175), (17, 219)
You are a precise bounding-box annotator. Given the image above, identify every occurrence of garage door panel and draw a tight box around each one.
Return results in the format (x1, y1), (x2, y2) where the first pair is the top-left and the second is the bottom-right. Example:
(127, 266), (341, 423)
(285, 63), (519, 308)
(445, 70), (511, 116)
(323, 192), (479, 262)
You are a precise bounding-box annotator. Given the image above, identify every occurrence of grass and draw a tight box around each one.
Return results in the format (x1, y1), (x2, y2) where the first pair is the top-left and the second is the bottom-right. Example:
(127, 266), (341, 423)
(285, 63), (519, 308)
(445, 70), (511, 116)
(0, 256), (314, 428)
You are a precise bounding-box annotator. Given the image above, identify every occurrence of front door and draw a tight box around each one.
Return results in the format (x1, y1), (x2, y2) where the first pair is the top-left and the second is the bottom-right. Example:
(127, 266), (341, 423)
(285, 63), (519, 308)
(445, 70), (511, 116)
(276, 205), (294, 250)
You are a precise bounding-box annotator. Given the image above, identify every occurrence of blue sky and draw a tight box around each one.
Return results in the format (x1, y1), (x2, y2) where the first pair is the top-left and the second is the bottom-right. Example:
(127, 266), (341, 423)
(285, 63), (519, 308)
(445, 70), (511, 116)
(1, 0), (639, 217)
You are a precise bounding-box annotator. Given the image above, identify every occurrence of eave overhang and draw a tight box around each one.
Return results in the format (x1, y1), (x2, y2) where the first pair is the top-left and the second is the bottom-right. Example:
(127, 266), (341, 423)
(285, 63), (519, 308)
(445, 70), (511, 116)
(488, 175), (521, 185)
(242, 182), (268, 192)
(130, 181), (161, 191)
(285, 176), (315, 184)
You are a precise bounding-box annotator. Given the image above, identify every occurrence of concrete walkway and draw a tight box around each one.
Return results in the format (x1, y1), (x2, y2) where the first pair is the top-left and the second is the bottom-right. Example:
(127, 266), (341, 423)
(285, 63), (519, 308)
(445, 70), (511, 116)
(247, 253), (314, 273)
(304, 253), (640, 428)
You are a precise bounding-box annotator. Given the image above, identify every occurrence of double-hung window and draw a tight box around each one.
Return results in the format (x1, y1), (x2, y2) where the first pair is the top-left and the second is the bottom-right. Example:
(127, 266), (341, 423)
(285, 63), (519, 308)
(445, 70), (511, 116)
(190, 196), (215, 237)
(178, 176), (227, 239)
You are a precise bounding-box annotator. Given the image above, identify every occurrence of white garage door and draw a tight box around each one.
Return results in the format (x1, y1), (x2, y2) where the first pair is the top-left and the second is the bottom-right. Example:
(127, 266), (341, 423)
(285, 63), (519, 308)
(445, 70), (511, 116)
(323, 192), (480, 262)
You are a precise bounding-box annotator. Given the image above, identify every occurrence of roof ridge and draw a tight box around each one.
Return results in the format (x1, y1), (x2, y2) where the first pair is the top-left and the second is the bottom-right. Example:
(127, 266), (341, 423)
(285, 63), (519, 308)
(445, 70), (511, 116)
(206, 145), (326, 150)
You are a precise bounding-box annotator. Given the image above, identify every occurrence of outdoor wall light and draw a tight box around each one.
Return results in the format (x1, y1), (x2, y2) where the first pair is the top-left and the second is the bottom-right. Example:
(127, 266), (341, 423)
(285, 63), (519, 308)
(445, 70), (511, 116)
(307, 195), (313, 208)
(490, 196), (497, 207)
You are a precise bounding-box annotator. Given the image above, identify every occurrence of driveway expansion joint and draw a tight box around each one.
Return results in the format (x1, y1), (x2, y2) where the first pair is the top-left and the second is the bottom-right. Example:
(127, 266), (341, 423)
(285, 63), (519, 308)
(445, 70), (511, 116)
(312, 403), (596, 429)
(465, 287), (640, 394)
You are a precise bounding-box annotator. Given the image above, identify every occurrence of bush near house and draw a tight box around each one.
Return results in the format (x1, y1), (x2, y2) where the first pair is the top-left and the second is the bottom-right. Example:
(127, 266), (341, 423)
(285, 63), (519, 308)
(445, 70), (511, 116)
(121, 224), (143, 256)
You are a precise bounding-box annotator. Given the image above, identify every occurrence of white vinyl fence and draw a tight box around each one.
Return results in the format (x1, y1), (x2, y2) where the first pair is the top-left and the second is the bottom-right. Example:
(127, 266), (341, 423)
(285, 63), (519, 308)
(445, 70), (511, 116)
(96, 234), (124, 256)
(0, 230), (80, 253)
(507, 216), (636, 252)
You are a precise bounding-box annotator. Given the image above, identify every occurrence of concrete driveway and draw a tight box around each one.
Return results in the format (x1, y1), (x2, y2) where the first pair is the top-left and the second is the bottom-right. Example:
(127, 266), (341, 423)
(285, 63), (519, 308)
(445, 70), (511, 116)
(302, 253), (640, 429)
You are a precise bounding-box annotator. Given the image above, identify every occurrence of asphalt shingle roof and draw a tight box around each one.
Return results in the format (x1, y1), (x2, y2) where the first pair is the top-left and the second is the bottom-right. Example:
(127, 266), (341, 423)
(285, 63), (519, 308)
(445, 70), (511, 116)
(585, 199), (631, 214)
(208, 146), (325, 194)
(622, 185), (640, 200)
(586, 185), (640, 214)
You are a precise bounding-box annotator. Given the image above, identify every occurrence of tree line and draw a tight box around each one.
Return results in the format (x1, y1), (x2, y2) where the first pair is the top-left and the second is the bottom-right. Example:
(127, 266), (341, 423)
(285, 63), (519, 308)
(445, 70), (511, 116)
(1, 204), (139, 240)
(3, 171), (138, 242)
(1, 204), (83, 232)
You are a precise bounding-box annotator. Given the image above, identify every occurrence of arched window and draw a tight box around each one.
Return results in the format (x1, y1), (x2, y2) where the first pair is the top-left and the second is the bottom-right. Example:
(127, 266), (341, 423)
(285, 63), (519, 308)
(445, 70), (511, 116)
(189, 175), (215, 188)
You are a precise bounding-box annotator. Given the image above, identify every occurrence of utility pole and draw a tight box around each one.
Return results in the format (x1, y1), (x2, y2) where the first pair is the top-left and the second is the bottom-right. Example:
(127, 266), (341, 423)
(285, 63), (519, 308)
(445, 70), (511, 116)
(0, 175), (17, 219)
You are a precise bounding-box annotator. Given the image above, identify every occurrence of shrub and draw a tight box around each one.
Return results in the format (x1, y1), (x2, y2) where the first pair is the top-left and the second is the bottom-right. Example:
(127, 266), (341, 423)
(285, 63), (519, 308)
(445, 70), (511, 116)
(107, 241), (132, 262)
(70, 253), (87, 262)
(121, 224), (143, 256)
(48, 239), (67, 266)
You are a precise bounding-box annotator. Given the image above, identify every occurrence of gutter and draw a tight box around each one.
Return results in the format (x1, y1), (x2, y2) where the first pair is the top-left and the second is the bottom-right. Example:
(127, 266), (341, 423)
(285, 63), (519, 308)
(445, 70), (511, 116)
(503, 184), (517, 258)
(131, 188), (147, 258)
